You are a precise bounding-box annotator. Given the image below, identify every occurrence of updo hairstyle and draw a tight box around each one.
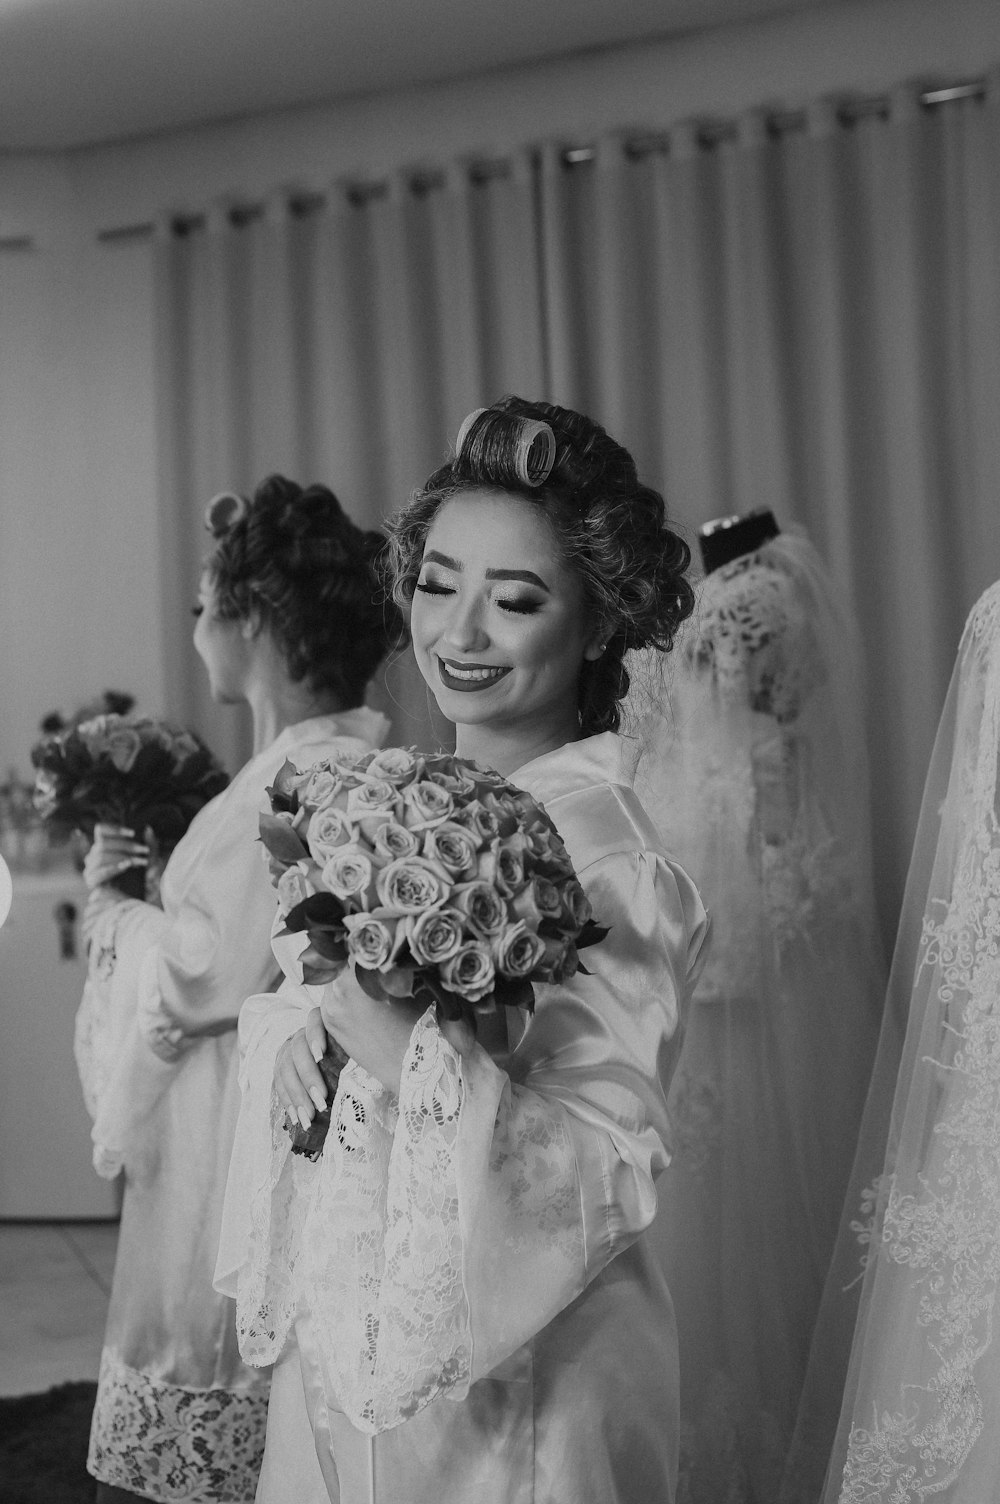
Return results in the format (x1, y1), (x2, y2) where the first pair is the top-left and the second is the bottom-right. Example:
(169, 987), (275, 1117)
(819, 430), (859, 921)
(384, 397), (695, 734)
(206, 474), (401, 709)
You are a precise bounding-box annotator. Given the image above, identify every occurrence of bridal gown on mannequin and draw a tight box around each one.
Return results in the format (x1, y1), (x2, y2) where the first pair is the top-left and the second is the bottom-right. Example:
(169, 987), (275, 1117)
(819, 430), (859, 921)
(630, 521), (886, 1504)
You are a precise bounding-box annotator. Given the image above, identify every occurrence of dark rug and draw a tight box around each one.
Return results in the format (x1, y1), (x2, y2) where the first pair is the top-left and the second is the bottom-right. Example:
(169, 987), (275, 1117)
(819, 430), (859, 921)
(0, 1382), (96, 1504)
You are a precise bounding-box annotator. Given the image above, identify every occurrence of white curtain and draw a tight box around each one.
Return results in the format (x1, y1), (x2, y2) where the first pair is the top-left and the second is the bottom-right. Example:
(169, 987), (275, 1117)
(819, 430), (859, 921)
(154, 76), (1000, 934)
(153, 153), (545, 771)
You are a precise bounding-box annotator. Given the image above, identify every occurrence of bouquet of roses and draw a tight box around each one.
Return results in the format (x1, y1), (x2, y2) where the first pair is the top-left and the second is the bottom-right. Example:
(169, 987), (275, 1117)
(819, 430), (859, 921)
(259, 746), (608, 1156)
(31, 713), (230, 898)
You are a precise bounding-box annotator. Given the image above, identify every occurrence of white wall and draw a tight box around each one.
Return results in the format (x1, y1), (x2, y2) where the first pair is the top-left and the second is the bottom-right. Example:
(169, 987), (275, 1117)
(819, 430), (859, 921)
(2, 0), (1000, 774)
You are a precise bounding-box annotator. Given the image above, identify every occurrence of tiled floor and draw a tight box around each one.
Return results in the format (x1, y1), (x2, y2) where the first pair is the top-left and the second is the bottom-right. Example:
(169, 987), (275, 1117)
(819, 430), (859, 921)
(0, 1220), (118, 1396)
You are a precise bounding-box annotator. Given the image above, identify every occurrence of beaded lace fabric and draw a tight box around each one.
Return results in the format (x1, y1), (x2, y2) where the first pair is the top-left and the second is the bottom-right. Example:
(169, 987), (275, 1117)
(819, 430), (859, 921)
(821, 579), (1000, 1503)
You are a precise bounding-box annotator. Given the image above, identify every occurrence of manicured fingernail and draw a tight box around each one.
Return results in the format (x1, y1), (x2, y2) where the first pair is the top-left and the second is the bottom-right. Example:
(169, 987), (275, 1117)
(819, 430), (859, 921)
(309, 1088), (327, 1111)
(297, 1106), (312, 1130)
(115, 861), (137, 873)
(311, 1040), (324, 1063)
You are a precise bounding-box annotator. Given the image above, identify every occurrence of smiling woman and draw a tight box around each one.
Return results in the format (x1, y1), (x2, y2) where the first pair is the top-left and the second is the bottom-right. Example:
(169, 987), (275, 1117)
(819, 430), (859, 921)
(408, 493), (601, 766)
(223, 397), (709, 1504)
(387, 397), (694, 775)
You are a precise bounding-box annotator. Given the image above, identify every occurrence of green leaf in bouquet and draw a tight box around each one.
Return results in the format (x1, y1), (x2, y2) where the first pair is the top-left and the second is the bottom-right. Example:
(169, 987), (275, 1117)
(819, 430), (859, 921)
(265, 759), (303, 815)
(417, 970), (464, 1021)
(354, 964), (389, 1003)
(301, 957), (345, 986)
(493, 975), (536, 1014)
(306, 927), (350, 964)
(282, 891), (348, 934)
(258, 810), (310, 864)
(576, 918), (611, 952)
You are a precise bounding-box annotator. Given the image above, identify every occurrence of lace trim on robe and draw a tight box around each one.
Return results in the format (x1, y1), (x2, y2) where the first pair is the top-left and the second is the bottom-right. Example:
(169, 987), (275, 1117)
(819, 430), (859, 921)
(88, 1347), (267, 1502)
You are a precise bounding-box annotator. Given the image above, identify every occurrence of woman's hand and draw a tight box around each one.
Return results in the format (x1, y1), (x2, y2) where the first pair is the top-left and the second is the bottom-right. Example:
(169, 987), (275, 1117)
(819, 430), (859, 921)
(83, 823), (150, 890)
(276, 974), (485, 1126)
(274, 1009), (331, 1129)
(320, 968), (480, 1095)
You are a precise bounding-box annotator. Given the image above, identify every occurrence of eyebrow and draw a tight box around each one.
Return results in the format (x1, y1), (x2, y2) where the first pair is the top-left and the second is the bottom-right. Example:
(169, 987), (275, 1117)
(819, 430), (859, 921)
(422, 551), (550, 592)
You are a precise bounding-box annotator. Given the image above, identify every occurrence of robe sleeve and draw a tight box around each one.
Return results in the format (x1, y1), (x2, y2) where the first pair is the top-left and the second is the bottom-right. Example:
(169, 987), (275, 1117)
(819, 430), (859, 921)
(272, 847), (707, 1433)
(78, 898), (175, 1177)
(136, 812), (284, 1060)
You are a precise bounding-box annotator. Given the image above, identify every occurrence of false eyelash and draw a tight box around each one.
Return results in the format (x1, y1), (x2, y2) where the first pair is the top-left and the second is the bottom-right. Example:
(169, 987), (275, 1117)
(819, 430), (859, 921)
(497, 599), (540, 615)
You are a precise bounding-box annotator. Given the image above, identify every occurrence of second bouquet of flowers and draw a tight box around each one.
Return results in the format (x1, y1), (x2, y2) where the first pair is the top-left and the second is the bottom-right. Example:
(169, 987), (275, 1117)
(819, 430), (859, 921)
(31, 712), (230, 897)
(260, 746), (608, 1149)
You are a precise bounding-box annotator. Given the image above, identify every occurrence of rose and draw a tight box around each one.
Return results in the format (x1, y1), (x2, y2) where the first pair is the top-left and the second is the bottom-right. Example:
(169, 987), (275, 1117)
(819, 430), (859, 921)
(300, 767), (344, 809)
(376, 856), (452, 914)
(479, 790), (528, 836)
(495, 841), (525, 897)
(373, 821), (422, 863)
(423, 820), (480, 879)
(75, 715), (109, 747)
(451, 880), (508, 938)
(322, 847), (376, 906)
(347, 778), (403, 840)
(306, 806), (357, 863)
(401, 779), (455, 831)
(525, 822), (573, 874)
(366, 747), (420, 786)
(405, 906), (464, 966)
(344, 913), (400, 970)
(440, 940), (495, 1003)
(494, 920), (546, 978)
(561, 881), (593, 932)
(278, 862), (318, 912)
(535, 934), (577, 982)
(348, 778), (400, 817)
(452, 801), (500, 843)
(423, 762), (478, 798)
(32, 771), (59, 819)
(169, 729), (202, 759)
(474, 843), (501, 885)
(511, 876), (563, 930)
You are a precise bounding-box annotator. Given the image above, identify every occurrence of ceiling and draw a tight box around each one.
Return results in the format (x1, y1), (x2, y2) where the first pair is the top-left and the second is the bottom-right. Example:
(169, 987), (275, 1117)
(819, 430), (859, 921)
(0, 0), (842, 153)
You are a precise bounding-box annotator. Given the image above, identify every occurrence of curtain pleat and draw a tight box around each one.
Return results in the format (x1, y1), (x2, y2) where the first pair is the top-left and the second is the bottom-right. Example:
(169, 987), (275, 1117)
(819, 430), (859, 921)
(154, 164), (547, 765)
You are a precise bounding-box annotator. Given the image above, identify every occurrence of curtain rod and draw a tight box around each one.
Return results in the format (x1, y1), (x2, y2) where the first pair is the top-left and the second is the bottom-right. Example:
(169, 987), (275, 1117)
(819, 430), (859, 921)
(93, 73), (988, 246)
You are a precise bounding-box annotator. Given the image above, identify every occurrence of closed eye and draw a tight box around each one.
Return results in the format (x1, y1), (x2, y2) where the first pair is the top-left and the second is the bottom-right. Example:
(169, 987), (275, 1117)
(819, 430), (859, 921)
(414, 578), (454, 597)
(496, 597), (541, 615)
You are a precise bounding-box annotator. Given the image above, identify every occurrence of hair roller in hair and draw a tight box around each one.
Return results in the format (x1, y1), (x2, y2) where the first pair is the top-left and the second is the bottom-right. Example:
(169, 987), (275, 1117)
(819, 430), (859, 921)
(455, 407), (556, 488)
(454, 408), (487, 458)
(204, 491), (249, 538)
(513, 418), (556, 487)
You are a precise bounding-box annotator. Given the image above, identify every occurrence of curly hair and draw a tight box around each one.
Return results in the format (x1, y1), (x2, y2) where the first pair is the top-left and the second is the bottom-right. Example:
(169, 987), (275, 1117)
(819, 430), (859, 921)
(383, 397), (694, 734)
(207, 474), (401, 708)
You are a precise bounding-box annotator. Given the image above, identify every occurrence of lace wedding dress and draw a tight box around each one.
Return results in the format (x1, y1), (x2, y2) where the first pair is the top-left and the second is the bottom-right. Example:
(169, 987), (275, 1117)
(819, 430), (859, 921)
(216, 732), (709, 1504)
(75, 707), (388, 1503)
(628, 531), (886, 1504)
(819, 579), (1000, 1502)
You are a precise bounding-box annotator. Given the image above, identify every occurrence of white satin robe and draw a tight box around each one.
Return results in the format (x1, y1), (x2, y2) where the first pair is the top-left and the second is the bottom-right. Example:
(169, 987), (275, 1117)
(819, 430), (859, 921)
(78, 708), (388, 1503)
(217, 732), (708, 1504)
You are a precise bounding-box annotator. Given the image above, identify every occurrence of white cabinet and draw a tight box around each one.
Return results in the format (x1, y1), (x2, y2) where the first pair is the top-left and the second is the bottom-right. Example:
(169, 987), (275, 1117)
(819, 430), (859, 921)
(0, 868), (120, 1218)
